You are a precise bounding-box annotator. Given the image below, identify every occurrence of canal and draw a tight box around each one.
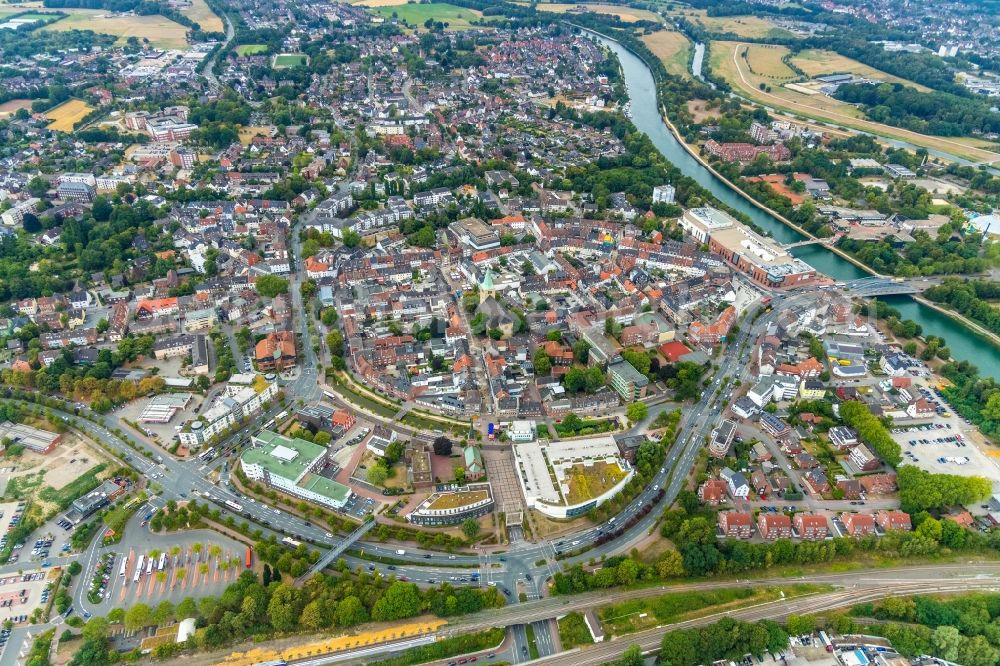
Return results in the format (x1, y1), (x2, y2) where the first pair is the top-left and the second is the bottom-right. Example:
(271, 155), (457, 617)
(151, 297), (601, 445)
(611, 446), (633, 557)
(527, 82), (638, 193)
(592, 32), (1000, 379)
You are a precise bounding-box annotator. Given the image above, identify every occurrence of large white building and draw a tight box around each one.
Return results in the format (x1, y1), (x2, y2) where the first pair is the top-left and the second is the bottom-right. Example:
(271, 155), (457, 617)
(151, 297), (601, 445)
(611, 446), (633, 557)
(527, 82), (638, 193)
(241, 430), (352, 510)
(512, 435), (634, 519)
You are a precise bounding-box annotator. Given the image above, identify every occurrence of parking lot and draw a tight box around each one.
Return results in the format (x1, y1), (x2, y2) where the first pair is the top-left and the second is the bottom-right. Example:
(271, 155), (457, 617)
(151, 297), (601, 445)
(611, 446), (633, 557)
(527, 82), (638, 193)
(90, 531), (248, 608)
(890, 384), (1000, 489)
(343, 494), (376, 519)
(0, 567), (59, 625)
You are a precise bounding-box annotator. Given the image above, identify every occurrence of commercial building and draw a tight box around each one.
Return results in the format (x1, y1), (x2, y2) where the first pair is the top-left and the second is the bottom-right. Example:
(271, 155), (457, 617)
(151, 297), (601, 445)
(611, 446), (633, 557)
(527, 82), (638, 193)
(708, 419), (737, 458)
(138, 394), (193, 423)
(64, 479), (127, 524)
(0, 421), (62, 454)
(255, 330), (297, 371)
(509, 420), (536, 442)
(652, 184), (675, 205)
(512, 434), (634, 519)
(681, 207), (816, 288)
(450, 217), (500, 250)
(407, 482), (494, 526)
(241, 430), (352, 510)
(178, 375), (279, 448)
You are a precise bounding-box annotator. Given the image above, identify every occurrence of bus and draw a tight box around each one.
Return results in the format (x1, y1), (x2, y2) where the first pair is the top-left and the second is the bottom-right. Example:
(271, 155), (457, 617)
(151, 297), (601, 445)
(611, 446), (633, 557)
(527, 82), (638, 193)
(275, 410), (288, 422)
(819, 631), (833, 652)
(487, 422), (495, 440)
(245, 546), (253, 569)
(157, 553), (166, 572)
(225, 500), (244, 513)
(281, 537), (302, 550)
(146, 557), (154, 575)
(118, 556), (127, 578)
(199, 447), (217, 462)
(134, 556), (145, 583)
(324, 390), (336, 401)
(263, 419), (276, 430)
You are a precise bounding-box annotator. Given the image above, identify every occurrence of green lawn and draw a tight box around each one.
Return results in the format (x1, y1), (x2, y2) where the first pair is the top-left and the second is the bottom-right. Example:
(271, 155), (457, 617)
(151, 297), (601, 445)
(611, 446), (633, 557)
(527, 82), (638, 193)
(236, 43), (268, 56)
(272, 53), (307, 68)
(373, 2), (493, 30)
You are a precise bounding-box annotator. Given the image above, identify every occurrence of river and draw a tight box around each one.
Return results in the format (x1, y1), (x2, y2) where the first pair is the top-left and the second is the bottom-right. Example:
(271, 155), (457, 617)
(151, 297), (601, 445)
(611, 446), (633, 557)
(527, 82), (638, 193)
(591, 32), (1000, 379)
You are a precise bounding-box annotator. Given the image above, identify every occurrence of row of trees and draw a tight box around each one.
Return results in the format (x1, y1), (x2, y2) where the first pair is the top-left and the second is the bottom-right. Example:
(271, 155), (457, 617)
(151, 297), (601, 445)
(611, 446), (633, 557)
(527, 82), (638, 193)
(838, 400), (902, 466)
(897, 465), (991, 513)
(659, 617), (789, 666)
(834, 82), (1000, 137)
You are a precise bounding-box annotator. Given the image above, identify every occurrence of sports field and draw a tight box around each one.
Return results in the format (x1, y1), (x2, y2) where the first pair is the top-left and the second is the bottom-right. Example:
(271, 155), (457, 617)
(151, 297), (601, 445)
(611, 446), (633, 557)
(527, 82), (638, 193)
(371, 2), (490, 29)
(182, 0), (223, 32)
(45, 98), (95, 132)
(710, 40), (1000, 163)
(670, 8), (792, 39)
(535, 2), (662, 23)
(272, 53), (308, 68)
(236, 44), (268, 55)
(641, 28), (692, 78)
(40, 9), (189, 50)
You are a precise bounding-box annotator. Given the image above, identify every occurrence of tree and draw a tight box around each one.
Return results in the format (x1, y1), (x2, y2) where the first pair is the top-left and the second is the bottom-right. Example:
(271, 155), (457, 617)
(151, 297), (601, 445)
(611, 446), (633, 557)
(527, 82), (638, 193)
(371, 582), (421, 621)
(533, 348), (552, 375)
(336, 595), (369, 626)
(266, 584), (302, 632)
(626, 402), (648, 423)
(326, 331), (344, 357)
(124, 604), (152, 632)
(300, 600), (325, 630)
(433, 436), (453, 456)
(255, 274), (289, 298)
(618, 645), (644, 666)
(367, 465), (389, 485)
(622, 349), (651, 376)
(931, 625), (962, 662)
(462, 518), (480, 539)
(785, 614), (815, 636)
(342, 229), (362, 247)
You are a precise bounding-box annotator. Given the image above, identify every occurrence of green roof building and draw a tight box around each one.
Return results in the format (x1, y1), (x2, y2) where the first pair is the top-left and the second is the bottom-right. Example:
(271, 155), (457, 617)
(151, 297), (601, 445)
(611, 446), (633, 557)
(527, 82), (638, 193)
(241, 430), (352, 509)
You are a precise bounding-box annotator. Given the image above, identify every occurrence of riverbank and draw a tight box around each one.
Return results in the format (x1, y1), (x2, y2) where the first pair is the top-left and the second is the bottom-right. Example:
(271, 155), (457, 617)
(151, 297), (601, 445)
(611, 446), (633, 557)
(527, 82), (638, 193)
(580, 25), (1000, 368)
(912, 294), (1000, 349)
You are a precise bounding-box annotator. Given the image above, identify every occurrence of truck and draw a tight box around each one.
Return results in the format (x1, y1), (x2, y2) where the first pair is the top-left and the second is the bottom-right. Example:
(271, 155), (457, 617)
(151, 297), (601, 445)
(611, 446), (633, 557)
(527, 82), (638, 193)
(487, 422), (495, 440)
(395, 549), (406, 556)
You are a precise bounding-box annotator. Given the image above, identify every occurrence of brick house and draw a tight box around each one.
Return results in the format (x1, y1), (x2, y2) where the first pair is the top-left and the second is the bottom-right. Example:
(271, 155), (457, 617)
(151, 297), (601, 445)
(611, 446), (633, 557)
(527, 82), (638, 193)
(841, 512), (876, 537)
(876, 510), (912, 532)
(718, 511), (754, 539)
(757, 513), (792, 540)
(793, 513), (829, 540)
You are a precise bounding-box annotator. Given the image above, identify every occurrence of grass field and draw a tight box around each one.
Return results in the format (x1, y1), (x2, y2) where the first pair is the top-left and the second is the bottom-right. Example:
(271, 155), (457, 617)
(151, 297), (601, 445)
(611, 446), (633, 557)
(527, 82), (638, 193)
(0, 99), (32, 118)
(272, 53), (308, 68)
(535, 2), (663, 23)
(182, 0), (222, 32)
(642, 28), (692, 77)
(671, 8), (792, 39)
(40, 9), (189, 49)
(790, 48), (932, 92)
(372, 2), (490, 30)
(710, 40), (1000, 163)
(45, 98), (95, 132)
(236, 43), (268, 56)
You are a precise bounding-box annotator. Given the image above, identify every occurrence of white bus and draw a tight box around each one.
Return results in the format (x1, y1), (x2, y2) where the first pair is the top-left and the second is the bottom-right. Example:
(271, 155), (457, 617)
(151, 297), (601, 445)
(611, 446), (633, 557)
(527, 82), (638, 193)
(225, 500), (244, 513)
(118, 557), (127, 578)
(134, 556), (145, 583)
(157, 553), (166, 571)
(199, 447), (217, 462)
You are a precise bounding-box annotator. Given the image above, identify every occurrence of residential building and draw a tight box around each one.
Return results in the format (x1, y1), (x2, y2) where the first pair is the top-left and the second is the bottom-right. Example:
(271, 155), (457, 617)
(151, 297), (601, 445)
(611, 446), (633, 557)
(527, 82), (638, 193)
(718, 511), (753, 539)
(757, 513), (792, 540)
(793, 513), (829, 540)
(255, 330), (296, 371)
(876, 510), (912, 532)
(720, 467), (750, 499)
(841, 512), (876, 537)
(849, 443), (880, 471)
(607, 359), (649, 402)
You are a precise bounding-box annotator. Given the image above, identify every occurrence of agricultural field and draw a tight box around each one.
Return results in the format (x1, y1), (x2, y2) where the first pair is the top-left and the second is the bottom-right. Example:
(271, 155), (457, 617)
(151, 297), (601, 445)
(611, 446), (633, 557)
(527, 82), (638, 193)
(272, 53), (308, 68)
(789, 48), (932, 92)
(534, 2), (663, 23)
(709, 40), (1000, 163)
(353, 0), (409, 6)
(45, 98), (95, 132)
(40, 9), (189, 50)
(235, 43), (268, 56)
(371, 2), (492, 30)
(670, 7), (792, 39)
(182, 0), (223, 32)
(0, 99), (32, 119)
(641, 28), (692, 77)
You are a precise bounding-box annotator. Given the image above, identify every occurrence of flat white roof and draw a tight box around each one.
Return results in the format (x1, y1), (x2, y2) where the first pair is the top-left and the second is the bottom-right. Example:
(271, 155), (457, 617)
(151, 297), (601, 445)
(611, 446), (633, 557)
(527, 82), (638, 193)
(271, 444), (299, 462)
